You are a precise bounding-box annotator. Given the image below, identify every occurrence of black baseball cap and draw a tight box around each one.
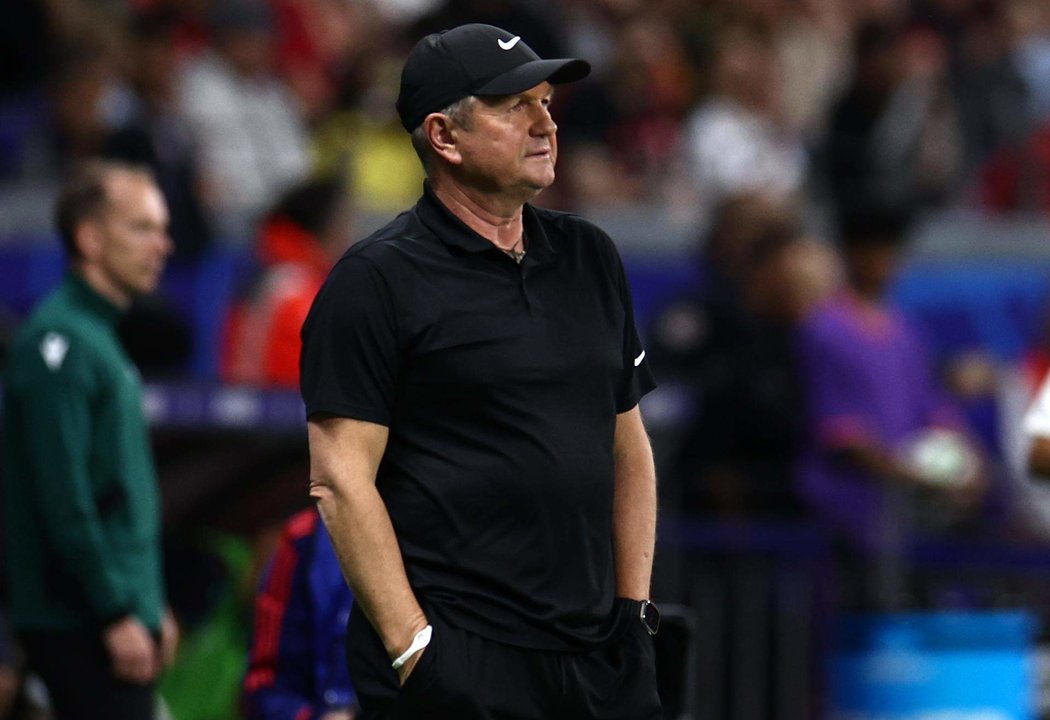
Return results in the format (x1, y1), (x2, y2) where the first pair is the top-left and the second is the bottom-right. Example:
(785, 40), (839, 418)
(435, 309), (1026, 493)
(396, 23), (591, 133)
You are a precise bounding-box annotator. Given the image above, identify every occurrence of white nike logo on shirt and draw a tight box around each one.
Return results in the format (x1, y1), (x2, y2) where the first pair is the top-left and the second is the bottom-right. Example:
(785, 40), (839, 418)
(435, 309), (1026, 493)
(634, 350), (646, 367)
(498, 36), (521, 50)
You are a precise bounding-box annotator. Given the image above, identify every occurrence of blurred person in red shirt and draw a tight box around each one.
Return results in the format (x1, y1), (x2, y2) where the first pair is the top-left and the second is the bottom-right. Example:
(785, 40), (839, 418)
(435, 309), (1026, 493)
(222, 175), (352, 387)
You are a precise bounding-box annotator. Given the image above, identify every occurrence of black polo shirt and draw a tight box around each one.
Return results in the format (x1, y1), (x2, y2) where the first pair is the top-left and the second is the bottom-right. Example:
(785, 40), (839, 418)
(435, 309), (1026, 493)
(300, 184), (656, 651)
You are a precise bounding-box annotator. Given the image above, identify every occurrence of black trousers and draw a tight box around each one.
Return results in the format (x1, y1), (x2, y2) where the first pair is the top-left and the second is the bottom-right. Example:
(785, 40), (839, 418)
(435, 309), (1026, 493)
(348, 602), (663, 720)
(20, 630), (155, 720)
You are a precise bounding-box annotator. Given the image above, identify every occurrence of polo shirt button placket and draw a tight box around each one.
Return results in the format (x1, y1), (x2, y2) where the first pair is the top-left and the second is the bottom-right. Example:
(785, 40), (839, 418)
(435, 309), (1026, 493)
(518, 263), (537, 310)
(517, 260), (535, 314)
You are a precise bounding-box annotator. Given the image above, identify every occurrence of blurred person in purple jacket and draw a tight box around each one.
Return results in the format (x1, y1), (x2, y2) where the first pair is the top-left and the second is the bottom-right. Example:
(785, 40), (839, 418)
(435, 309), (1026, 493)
(244, 509), (357, 720)
(794, 210), (988, 608)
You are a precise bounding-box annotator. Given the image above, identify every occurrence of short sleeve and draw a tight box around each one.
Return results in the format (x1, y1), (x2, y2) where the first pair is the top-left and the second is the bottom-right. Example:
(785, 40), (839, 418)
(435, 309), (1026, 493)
(603, 236), (657, 412)
(300, 257), (400, 424)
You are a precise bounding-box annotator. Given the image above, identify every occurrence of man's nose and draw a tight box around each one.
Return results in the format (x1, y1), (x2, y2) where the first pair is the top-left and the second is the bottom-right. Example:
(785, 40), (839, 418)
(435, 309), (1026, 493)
(532, 106), (557, 136)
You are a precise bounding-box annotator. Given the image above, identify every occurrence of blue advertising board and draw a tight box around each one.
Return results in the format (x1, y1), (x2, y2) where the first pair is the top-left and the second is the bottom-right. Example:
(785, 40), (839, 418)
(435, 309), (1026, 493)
(831, 612), (1038, 720)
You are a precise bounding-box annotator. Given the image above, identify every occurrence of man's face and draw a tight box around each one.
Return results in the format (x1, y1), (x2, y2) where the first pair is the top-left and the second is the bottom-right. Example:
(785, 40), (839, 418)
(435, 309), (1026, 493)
(453, 82), (558, 199)
(90, 174), (173, 298)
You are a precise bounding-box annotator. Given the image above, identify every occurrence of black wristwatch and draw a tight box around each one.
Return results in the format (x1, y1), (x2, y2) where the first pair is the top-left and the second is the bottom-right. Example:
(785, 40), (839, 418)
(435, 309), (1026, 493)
(639, 599), (660, 636)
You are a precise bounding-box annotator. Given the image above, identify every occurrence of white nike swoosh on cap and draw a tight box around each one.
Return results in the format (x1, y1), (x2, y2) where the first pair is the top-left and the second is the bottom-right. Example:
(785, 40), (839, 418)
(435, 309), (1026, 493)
(498, 36), (521, 50)
(634, 350), (646, 367)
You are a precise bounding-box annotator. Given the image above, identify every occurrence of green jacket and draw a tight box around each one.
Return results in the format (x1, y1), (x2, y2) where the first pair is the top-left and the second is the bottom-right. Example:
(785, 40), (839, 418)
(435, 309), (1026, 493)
(3, 274), (165, 632)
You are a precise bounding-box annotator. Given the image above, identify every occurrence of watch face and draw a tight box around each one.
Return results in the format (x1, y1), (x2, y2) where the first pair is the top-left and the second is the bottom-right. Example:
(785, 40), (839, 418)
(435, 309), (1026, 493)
(640, 601), (660, 636)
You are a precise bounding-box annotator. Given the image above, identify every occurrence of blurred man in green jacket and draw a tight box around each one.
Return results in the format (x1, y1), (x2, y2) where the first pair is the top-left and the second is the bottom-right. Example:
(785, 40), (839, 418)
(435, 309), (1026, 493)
(3, 159), (177, 719)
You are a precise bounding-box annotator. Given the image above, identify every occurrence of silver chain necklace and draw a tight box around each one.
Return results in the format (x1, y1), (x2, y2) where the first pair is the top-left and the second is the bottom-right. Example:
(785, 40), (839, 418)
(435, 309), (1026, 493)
(502, 237), (526, 264)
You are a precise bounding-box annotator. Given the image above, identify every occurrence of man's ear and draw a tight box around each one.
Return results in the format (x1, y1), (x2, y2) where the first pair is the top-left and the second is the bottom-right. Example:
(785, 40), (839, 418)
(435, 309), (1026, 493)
(425, 113), (463, 166)
(74, 218), (103, 261)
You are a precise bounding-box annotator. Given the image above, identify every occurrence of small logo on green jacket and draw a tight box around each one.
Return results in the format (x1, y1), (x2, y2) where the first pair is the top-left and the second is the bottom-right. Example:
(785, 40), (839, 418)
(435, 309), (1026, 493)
(40, 332), (70, 371)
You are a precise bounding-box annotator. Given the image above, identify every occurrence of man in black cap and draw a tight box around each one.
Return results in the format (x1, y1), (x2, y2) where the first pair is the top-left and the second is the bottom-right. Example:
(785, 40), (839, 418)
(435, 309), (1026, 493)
(300, 24), (662, 719)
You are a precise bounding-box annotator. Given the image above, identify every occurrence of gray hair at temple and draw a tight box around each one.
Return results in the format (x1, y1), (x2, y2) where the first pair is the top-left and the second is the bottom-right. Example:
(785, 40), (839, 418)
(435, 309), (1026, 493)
(409, 97), (477, 176)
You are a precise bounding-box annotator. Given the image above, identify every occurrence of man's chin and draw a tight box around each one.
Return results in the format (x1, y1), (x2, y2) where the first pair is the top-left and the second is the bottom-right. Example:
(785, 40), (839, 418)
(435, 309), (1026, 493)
(528, 171), (556, 192)
(135, 276), (163, 296)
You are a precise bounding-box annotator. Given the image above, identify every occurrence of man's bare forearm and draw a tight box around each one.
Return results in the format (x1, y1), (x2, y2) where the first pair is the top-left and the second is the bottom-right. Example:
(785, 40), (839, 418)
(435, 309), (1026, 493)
(307, 418), (427, 661)
(611, 406), (657, 600)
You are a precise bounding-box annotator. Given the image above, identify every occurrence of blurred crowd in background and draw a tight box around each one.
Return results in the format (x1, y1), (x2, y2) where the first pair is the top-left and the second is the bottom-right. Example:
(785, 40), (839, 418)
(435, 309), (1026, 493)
(3, 0), (1050, 718)
(2, 0), (1050, 240)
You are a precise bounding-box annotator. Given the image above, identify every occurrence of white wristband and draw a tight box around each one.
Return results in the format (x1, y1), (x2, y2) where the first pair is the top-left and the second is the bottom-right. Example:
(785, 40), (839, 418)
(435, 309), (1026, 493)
(391, 625), (433, 670)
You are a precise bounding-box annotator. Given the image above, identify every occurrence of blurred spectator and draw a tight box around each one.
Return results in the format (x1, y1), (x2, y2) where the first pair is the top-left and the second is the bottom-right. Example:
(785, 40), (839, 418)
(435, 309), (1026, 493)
(557, 0), (621, 77)
(271, 0), (383, 123)
(945, 0), (1029, 175)
(649, 195), (792, 377)
(244, 508), (357, 720)
(221, 175), (351, 387)
(823, 20), (961, 222)
(793, 210), (990, 609)
(775, 0), (854, 144)
(2, 37), (122, 183)
(128, 0), (213, 60)
(312, 28), (425, 216)
(94, 10), (199, 378)
(177, 0), (309, 240)
(980, 121), (1050, 214)
(684, 22), (808, 232)
(157, 532), (255, 720)
(649, 194), (837, 518)
(1010, 0), (1050, 122)
(104, 9), (213, 259)
(370, 0), (442, 26)
(977, 7), (1050, 222)
(558, 14), (694, 209)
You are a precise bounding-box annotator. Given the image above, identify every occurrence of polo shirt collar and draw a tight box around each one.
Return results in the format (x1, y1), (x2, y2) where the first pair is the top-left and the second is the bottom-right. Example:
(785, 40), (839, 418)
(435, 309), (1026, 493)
(64, 272), (124, 326)
(417, 182), (556, 264)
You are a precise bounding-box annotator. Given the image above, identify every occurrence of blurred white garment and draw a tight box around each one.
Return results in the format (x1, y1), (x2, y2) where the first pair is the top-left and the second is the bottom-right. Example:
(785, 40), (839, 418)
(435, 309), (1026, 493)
(1022, 369), (1050, 437)
(1015, 35), (1050, 121)
(370, 0), (443, 24)
(178, 53), (309, 239)
(685, 99), (807, 231)
(1001, 366), (1050, 539)
(776, 13), (852, 142)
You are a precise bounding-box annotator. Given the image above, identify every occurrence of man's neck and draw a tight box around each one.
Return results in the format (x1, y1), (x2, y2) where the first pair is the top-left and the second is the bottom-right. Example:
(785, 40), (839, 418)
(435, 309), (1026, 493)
(75, 264), (132, 310)
(430, 179), (530, 252)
